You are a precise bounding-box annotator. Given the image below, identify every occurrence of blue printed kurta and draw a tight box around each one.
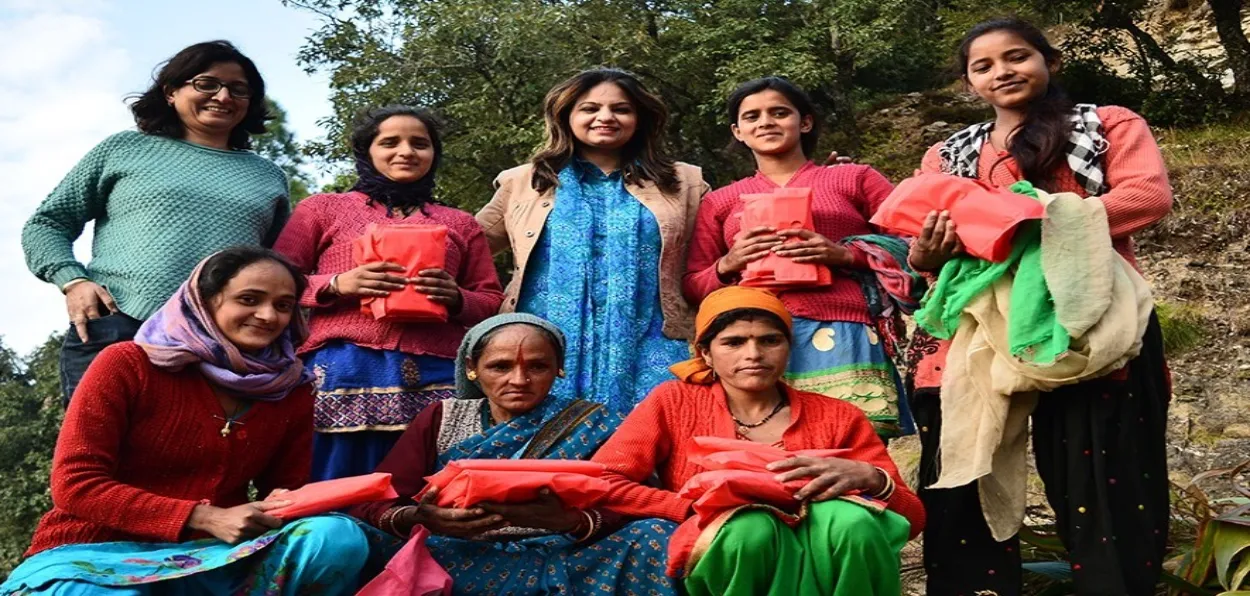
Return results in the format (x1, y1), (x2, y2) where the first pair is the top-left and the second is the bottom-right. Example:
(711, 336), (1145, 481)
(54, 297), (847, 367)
(517, 160), (689, 413)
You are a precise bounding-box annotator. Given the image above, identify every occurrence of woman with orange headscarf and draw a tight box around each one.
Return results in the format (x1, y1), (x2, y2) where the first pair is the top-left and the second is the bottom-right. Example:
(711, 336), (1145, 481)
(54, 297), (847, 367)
(591, 286), (925, 595)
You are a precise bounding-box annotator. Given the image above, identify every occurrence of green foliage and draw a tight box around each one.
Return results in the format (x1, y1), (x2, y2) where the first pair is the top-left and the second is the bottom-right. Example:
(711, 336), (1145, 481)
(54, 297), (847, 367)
(254, 98), (315, 204)
(0, 335), (65, 575)
(287, 0), (951, 203)
(1155, 301), (1208, 356)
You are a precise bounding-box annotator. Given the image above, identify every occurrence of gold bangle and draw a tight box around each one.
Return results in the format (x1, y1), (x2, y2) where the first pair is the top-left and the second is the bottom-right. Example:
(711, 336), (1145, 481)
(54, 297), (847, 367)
(871, 467), (896, 501)
(328, 274), (341, 296)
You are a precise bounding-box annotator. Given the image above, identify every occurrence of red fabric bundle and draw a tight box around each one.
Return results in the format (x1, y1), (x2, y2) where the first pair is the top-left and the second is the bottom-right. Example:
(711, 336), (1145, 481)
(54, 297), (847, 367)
(269, 472), (399, 520)
(869, 173), (1044, 262)
(679, 437), (875, 527)
(352, 223), (449, 322)
(739, 188), (832, 289)
(417, 460), (609, 509)
(356, 525), (453, 596)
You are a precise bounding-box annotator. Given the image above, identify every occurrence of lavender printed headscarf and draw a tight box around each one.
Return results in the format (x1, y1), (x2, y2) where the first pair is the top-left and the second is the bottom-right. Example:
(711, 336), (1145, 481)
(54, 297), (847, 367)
(134, 255), (314, 401)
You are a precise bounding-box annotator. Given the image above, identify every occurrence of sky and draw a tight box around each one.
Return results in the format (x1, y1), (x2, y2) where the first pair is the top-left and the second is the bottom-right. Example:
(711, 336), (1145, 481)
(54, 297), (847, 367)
(0, 0), (336, 355)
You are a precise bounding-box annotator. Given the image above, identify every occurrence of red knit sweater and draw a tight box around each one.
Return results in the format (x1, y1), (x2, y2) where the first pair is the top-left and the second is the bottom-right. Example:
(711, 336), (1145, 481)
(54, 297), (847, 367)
(590, 380), (925, 537)
(25, 342), (314, 556)
(684, 162), (894, 324)
(911, 105), (1173, 390)
(274, 192), (505, 359)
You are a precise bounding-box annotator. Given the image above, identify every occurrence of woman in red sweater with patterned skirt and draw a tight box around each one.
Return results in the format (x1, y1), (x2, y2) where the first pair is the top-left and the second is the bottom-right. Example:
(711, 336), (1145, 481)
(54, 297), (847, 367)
(592, 286), (924, 595)
(275, 106), (504, 482)
(2, 247), (374, 594)
(685, 77), (921, 439)
(906, 19), (1173, 596)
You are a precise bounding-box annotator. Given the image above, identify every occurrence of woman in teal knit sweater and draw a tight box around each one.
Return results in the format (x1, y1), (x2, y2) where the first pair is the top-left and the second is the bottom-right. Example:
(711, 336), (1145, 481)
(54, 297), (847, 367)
(21, 40), (290, 405)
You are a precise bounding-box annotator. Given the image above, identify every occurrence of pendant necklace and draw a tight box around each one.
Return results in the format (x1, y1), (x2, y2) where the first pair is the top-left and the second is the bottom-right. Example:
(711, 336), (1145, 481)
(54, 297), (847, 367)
(729, 397), (787, 436)
(214, 402), (248, 437)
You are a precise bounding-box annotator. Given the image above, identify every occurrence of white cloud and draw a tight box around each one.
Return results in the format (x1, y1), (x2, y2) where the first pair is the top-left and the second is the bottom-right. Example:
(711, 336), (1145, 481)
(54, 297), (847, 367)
(0, 2), (133, 355)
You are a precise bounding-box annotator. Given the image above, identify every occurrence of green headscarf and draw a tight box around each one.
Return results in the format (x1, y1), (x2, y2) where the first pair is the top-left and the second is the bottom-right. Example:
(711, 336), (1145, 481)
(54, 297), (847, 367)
(455, 313), (568, 401)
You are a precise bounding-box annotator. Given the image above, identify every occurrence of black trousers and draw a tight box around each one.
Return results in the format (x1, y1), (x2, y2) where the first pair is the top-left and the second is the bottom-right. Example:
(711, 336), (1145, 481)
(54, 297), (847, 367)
(913, 314), (1171, 596)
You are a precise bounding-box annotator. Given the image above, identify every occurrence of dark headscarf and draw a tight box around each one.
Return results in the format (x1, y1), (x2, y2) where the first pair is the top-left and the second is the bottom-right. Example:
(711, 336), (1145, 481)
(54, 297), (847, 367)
(349, 105), (444, 212)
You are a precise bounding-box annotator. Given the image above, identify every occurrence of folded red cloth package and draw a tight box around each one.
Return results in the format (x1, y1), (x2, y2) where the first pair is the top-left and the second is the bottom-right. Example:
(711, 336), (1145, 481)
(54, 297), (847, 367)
(417, 459), (609, 509)
(352, 223), (449, 322)
(739, 188), (833, 289)
(269, 472), (399, 520)
(869, 172), (1044, 262)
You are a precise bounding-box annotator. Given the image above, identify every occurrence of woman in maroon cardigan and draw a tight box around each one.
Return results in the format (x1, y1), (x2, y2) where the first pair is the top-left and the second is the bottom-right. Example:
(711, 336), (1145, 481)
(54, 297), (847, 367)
(275, 105), (504, 482)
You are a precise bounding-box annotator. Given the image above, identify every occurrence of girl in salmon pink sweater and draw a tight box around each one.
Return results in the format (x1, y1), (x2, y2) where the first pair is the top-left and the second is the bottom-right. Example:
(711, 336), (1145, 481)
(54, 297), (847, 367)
(905, 18), (1173, 596)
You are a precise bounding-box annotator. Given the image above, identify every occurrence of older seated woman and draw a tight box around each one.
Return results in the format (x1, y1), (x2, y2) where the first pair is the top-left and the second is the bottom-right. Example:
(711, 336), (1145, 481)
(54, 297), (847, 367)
(1, 247), (373, 595)
(591, 286), (926, 596)
(349, 313), (678, 595)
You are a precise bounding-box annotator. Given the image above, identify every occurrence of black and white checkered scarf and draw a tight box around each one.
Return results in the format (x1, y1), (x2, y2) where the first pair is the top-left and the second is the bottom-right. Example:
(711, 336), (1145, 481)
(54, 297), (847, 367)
(937, 103), (1109, 195)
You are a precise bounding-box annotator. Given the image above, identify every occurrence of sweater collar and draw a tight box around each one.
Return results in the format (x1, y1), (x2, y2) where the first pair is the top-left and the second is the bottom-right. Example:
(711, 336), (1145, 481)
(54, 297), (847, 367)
(752, 160), (819, 189)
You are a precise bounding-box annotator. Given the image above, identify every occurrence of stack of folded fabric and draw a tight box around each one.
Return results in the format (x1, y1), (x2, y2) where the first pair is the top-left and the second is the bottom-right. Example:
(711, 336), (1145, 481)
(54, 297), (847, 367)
(916, 183), (1154, 541)
(677, 437), (878, 527)
(418, 459), (609, 508)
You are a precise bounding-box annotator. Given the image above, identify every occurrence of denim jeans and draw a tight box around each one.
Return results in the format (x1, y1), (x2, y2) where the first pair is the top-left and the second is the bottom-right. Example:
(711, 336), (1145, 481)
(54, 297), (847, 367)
(59, 312), (143, 407)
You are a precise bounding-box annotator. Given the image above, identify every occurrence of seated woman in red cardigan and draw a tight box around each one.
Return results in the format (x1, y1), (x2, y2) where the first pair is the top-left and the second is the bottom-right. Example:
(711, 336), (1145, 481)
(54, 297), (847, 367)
(591, 286), (925, 596)
(683, 77), (923, 439)
(2, 247), (376, 595)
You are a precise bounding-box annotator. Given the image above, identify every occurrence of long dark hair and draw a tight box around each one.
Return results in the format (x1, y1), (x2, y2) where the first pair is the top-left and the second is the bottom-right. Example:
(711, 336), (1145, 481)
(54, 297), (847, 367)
(957, 18), (1073, 186)
(348, 105), (444, 212)
(726, 77), (821, 158)
(128, 41), (269, 150)
(530, 68), (679, 195)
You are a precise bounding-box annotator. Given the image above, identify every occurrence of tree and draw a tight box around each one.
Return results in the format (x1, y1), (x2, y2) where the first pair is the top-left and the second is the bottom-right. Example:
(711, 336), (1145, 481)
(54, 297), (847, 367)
(253, 98), (314, 204)
(286, 0), (949, 205)
(0, 335), (64, 574)
(1207, 0), (1250, 102)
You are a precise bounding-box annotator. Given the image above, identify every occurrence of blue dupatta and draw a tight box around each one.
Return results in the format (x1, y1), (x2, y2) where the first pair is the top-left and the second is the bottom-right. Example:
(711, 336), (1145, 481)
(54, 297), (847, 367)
(516, 161), (689, 413)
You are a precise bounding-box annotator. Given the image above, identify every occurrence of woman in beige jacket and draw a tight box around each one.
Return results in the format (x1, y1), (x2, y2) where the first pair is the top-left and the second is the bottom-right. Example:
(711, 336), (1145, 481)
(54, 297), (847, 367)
(476, 68), (707, 413)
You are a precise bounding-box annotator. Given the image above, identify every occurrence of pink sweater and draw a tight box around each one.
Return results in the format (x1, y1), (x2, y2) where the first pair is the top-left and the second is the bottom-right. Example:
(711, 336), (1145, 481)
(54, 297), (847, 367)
(911, 105), (1173, 390)
(274, 192), (504, 359)
(684, 162), (894, 325)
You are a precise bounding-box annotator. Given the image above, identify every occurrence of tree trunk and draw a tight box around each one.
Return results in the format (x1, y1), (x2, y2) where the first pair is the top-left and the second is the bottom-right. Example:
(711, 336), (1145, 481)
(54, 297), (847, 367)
(1208, 0), (1250, 100)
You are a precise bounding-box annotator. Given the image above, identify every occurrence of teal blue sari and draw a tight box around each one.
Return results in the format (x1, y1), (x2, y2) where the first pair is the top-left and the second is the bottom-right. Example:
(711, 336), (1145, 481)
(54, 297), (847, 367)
(427, 397), (679, 595)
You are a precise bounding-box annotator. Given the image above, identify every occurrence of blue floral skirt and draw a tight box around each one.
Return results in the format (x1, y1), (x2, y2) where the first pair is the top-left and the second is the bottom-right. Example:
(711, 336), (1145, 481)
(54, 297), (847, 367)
(1, 514), (398, 595)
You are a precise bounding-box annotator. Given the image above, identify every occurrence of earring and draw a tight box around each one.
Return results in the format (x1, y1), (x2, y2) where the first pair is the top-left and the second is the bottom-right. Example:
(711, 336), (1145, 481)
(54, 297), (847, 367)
(558, 369), (567, 378)
(465, 370), (478, 381)
(711, 370), (719, 380)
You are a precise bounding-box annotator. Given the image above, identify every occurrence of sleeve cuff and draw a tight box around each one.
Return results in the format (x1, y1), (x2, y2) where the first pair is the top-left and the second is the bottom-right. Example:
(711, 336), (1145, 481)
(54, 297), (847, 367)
(50, 265), (90, 289)
(153, 498), (202, 542)
(301, 273), (340, 308)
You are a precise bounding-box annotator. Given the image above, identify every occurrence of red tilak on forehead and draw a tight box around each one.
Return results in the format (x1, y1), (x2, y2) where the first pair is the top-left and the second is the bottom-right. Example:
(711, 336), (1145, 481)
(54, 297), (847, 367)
(513, 334), (541, 366)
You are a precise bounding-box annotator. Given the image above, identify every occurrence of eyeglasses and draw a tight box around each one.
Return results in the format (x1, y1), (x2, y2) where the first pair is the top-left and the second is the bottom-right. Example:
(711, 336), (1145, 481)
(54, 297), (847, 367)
(185, 77), (252, 99)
